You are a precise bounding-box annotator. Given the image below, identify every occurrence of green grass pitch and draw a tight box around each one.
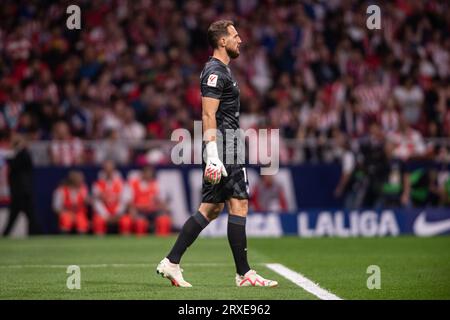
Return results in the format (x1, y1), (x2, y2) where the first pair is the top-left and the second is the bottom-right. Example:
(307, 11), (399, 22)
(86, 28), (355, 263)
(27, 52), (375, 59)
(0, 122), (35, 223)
(0, 236), (449, 300)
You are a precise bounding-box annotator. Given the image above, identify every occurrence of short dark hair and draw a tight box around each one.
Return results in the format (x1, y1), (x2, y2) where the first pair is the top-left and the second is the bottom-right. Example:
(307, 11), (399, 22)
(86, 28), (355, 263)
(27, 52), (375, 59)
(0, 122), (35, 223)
(207, 20), (234, 49)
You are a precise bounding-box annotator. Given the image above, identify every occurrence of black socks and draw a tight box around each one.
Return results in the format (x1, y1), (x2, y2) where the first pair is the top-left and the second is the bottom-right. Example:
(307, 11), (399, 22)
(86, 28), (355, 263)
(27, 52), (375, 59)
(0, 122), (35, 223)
(227, 215), (251, 276)
(167, 211), (209, 264)
(167, 211), (251, 277)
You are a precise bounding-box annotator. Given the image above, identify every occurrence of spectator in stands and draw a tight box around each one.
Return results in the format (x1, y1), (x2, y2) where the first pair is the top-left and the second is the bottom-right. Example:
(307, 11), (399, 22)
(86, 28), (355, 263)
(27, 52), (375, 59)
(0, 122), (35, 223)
(50, 121), (85, 166)
(393, 77), (424, 129)
(128, 166), (172, 235)
(250, 175), (288, 212)
(380, 98), (400, 134)
(53, 170), (90, 234)
(338, 97), (367, 138)
(388, 115), (428, 161)
(120, 107), (146, 142)
(1, 86), (24, 131)
(438, 83), (450, 137)
(354, 72), (388, 116)
(94, 128), (130, 165)
(91, 160), (133, 235)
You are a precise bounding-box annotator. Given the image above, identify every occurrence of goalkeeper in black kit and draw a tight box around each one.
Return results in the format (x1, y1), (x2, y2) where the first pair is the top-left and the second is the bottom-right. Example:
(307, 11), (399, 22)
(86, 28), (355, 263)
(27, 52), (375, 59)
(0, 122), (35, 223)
(156, 20), (278, 288)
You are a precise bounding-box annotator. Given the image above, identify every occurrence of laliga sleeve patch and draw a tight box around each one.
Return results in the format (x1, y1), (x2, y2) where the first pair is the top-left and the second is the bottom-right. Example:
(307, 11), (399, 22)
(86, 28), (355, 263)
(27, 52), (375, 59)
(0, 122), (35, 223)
(207, 74), (218, 87)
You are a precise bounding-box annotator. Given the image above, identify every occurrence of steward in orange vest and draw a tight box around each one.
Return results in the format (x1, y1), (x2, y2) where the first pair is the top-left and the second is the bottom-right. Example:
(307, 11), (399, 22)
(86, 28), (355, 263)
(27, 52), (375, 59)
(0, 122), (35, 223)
(92, 160), (132, 235)
(129, 166), (171, 236)
(53, 171), (89, 234)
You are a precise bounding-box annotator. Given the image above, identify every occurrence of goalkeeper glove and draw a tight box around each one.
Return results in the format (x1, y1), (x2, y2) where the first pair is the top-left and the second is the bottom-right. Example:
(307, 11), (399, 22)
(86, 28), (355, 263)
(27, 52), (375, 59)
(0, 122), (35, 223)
(204, 141), (228, 184)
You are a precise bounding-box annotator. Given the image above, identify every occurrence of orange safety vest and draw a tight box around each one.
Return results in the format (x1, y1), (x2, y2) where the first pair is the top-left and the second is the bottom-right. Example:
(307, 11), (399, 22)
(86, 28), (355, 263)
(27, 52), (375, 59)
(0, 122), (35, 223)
(94, 178), (124, 215)
(62, 185), (88, 214)
(130, 179), (159, 211)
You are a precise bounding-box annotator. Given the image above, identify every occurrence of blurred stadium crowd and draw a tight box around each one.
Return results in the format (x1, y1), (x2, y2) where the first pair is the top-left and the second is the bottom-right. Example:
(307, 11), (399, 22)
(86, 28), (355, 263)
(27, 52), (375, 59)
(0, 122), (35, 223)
(0, 0), (449, 211)
(0, 0), (449, 163)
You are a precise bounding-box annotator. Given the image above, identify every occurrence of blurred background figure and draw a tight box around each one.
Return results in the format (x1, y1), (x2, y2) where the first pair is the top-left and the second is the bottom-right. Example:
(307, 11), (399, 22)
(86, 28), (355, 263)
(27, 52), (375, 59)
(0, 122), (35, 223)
(92, 160), (133, 235)
(356, 122), (390, 208)
(332, 130), (357, 209)
(250, 174), (288, 212)
(128, 166), (172, 235)
(378, 140), (410, 208)
(389, 115), (428, 161)
(50, 121), (84, 166)
(430, 146), (450, 207)
(2, 133), (40, 236)
(53, 170), (89, 234)
(94, 128), (130, 165)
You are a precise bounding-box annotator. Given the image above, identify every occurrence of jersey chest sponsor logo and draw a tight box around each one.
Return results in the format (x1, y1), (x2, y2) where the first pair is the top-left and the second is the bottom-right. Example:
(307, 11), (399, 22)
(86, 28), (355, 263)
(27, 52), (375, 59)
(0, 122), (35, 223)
(207, 74), (218, 87)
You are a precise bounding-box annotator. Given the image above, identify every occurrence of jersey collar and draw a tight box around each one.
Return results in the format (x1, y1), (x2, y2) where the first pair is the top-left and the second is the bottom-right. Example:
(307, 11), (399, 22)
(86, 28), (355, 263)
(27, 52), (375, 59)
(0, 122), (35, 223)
(210, 56), (228, 66)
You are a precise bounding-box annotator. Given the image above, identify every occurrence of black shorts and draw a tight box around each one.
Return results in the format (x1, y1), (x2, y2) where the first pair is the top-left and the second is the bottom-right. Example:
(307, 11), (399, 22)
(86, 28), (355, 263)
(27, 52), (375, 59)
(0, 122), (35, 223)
(201, 164), (250, 203)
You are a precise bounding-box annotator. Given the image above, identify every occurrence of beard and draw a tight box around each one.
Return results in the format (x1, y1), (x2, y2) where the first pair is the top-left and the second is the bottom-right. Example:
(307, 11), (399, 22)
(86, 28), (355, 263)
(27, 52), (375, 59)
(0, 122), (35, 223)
(226, 46), (240, 59)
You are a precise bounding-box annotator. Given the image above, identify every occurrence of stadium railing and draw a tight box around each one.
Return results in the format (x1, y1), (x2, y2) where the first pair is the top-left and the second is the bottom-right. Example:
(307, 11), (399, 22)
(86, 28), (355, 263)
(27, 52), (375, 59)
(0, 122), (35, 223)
(24, 137), (450, 166)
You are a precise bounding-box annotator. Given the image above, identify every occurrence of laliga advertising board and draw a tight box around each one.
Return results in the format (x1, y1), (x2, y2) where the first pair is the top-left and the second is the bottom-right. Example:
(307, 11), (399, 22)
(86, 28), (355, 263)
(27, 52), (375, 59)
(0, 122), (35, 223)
(173, 167), (450, 238)
(159, 168), (450, 238)
(200, 209), (450, 238)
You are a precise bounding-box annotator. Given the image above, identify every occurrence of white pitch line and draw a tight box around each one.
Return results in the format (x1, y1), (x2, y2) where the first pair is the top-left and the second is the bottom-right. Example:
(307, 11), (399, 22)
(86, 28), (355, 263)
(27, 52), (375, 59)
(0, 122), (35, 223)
(0, 263), (225, 269)
(266, 263), (342, 300)
(0, 262), (268, 269)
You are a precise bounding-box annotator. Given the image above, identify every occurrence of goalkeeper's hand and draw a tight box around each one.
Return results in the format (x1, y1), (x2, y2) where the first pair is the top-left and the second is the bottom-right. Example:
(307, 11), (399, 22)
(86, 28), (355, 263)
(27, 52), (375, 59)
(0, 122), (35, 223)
(204, 141), (228, 184)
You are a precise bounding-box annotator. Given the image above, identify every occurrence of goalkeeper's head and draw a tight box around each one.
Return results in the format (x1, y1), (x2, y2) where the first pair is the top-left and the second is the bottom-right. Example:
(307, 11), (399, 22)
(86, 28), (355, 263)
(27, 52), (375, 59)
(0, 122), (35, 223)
(207, 20), (242, 59)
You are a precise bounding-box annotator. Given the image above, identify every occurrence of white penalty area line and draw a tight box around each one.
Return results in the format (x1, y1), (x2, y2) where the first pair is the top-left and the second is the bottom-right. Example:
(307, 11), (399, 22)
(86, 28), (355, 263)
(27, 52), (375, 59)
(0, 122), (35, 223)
(265, 263), (343, 301)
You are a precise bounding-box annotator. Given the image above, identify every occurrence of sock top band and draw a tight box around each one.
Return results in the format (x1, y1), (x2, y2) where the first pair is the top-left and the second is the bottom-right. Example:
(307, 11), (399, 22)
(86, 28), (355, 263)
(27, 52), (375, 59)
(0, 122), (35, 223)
(193, 211), (209, 228)
(228, 214), (246, 226)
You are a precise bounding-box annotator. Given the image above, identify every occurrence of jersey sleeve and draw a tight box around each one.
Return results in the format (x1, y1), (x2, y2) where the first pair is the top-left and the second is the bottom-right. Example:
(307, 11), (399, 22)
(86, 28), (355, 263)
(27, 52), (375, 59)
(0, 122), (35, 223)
(201, 70), (226, 99)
